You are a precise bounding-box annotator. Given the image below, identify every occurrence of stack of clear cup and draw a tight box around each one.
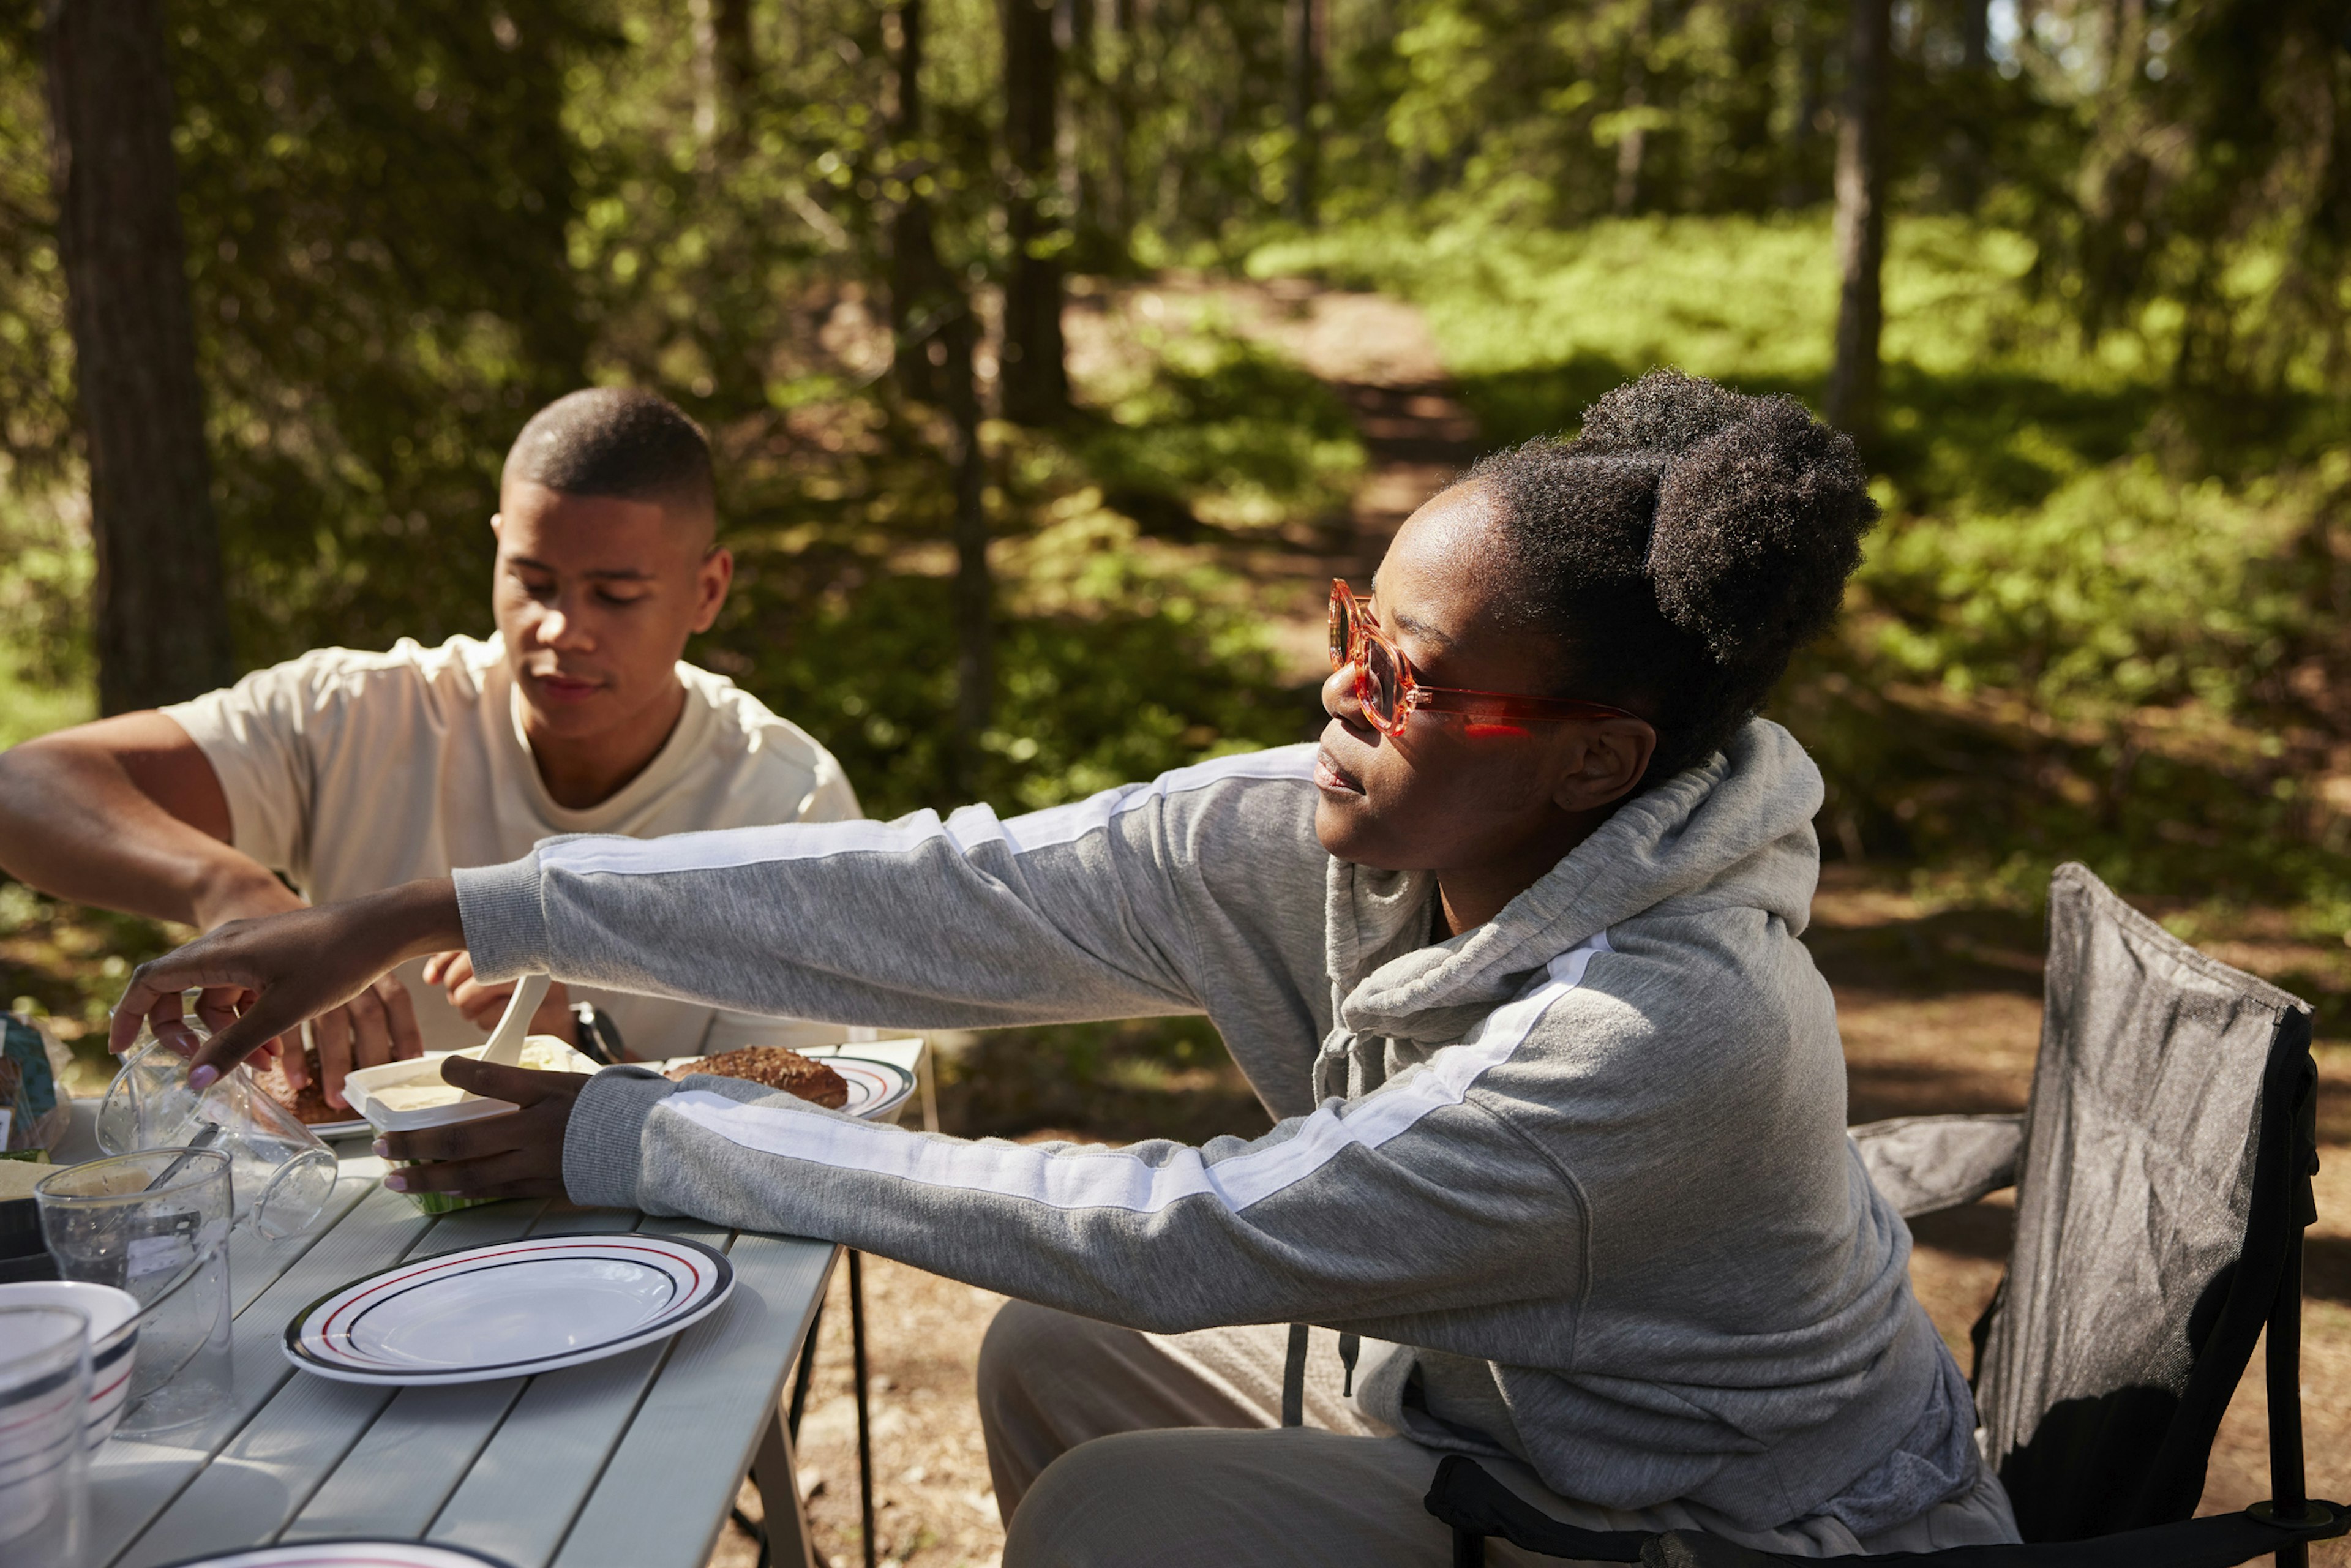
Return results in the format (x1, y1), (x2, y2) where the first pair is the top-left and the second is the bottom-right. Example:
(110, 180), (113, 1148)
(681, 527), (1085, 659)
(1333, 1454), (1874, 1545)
(0, 1304), (90, 1566)
(34, 1149), (233, 1439)
(97, 1021), (337, 1240)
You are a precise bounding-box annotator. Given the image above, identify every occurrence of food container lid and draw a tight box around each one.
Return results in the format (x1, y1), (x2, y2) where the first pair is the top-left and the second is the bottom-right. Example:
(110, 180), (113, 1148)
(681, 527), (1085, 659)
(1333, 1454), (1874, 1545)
(344, 1038), (601, 1134)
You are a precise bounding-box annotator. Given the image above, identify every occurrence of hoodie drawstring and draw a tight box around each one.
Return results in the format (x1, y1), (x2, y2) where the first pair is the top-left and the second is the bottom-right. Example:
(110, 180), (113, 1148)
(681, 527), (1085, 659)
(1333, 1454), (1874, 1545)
(1280, 1322), (1308, 1427)
(1281, 1327), (1364, 1425)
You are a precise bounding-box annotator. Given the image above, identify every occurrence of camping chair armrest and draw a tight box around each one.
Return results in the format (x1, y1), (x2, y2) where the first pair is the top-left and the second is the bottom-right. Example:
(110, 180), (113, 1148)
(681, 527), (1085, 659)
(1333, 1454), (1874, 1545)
(1850, 1112), (2025, 1218)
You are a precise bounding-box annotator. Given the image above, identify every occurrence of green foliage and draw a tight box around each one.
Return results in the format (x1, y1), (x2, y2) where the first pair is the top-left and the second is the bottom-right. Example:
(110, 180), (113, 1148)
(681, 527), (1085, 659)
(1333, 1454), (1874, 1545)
(2017, 0), (2351, 396)
(0, 21), (67, 494)
(1072, 324), (1365, 531)
(694, 326), (1352, 821)
(716, 552), (1309, 823)
(1862, 457), (2323, 718)
(166, 0), (599, 667)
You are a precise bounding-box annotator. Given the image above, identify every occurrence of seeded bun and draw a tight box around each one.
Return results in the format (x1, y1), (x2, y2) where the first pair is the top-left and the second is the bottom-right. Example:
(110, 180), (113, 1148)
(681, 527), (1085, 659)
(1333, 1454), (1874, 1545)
(666, 1047), (850, 1109)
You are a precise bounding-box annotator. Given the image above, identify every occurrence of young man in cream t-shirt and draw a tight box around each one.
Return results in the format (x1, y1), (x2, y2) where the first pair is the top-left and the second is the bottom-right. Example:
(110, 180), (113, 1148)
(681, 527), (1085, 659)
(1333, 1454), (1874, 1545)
(0, 388), (860, 1106)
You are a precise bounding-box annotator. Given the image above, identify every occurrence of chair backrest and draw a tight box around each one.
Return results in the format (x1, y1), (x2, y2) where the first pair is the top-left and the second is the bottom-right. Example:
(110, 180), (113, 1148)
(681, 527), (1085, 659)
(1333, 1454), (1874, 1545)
(1972, 863), (2318, 1540)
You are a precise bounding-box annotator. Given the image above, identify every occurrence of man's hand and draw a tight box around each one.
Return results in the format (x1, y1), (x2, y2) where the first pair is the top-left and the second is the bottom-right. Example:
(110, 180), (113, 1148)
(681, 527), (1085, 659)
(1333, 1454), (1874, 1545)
(376, 1057), (581, 1201)
(110, 877), (467, 1092)
(421, 950), (574, 1043)
(308, 975), (426, 1110)
(189, 873), (426, 1109)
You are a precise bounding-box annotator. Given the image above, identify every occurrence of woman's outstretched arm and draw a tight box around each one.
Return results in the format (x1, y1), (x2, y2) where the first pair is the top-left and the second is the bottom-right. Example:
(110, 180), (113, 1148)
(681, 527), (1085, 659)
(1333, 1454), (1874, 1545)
(457, 748), (1317, 1030)
(114, 748), (1325, 1085)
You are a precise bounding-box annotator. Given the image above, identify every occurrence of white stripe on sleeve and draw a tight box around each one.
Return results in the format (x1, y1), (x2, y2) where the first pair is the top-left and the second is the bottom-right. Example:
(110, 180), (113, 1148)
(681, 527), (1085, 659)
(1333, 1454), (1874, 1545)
(541, 746), (1315, 880)
(662, 931), (1610, 1216)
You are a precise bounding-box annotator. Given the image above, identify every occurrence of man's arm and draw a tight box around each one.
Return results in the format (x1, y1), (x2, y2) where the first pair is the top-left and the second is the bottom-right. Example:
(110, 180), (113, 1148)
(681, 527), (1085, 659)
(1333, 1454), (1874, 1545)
(0, 711), (285, 928)
(4, 711), (423, 1104)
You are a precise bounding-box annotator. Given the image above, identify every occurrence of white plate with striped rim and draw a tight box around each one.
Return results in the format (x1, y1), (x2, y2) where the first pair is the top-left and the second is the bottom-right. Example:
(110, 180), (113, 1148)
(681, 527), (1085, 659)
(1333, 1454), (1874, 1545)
(657, 1052), (917, 1122)
(149, 1542), (516, 1567)
(282, 1234), (733, 1386)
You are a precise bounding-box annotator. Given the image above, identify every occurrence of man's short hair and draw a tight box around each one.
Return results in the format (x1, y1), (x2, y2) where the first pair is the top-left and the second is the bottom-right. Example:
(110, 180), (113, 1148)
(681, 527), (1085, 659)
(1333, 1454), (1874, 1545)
(503, 388), (716, 523)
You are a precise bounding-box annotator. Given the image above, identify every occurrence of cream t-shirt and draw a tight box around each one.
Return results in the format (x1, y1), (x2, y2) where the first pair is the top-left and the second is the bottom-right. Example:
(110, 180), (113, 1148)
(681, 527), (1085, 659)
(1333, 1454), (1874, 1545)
(164, 634), (862, 1059)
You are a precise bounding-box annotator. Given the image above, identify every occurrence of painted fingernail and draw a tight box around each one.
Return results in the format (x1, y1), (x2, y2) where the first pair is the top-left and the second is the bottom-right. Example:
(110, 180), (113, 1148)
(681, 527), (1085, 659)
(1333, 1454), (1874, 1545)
(370, 1140), (389, 1158)
(383, 1172), (408, 1192)
(187, 1066), (218, 1092)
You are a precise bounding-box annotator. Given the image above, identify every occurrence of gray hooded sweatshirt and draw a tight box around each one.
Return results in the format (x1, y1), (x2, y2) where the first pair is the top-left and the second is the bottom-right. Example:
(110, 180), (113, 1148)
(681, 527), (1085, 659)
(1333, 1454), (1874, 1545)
(456, 719), (1978, 1534)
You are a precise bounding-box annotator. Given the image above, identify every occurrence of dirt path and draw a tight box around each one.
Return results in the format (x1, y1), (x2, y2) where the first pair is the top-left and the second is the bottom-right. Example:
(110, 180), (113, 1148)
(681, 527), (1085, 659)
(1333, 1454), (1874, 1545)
(1060, 275), (1481, 680)
(1213, 279), (1481, 561)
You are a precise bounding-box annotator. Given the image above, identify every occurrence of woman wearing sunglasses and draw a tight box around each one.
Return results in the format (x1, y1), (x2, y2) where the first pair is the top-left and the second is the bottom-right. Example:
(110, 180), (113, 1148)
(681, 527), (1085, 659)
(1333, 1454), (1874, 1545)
(116, 370), (2018, 1561)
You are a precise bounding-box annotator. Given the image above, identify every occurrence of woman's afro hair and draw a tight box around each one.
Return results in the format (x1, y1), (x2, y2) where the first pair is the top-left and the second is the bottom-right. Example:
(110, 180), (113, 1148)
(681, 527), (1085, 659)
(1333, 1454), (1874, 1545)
(1466, 369), (1877, 782)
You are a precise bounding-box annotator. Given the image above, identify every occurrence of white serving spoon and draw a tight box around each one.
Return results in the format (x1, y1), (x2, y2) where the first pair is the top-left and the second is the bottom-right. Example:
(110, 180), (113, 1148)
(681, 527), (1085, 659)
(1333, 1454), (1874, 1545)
(480, 973), (552, 1069)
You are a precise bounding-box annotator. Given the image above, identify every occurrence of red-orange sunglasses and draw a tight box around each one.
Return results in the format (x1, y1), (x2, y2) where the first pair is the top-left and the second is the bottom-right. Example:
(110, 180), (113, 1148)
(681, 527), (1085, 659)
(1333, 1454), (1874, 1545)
(1327, 579), (1640, 737)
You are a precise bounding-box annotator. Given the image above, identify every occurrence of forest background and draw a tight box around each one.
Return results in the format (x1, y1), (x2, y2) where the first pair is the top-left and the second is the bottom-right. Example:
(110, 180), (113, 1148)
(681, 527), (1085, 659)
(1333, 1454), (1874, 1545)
(2, 0), (2350, 1112)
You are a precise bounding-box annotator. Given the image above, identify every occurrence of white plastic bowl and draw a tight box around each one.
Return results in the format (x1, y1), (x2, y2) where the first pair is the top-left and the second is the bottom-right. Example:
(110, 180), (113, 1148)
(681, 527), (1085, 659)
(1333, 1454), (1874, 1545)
(0, 1281), (141, 1447)
(343, 1038), (600, 1135)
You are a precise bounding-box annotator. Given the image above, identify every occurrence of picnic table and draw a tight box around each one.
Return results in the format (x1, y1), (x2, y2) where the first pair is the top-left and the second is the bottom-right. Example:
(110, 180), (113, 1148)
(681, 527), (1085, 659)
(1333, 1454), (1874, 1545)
(69, 1037), (933, 1568)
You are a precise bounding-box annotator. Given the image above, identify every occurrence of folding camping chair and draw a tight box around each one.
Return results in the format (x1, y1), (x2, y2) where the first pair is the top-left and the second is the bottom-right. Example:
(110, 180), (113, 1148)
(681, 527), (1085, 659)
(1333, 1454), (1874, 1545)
(1425, 863), (2347, 1567)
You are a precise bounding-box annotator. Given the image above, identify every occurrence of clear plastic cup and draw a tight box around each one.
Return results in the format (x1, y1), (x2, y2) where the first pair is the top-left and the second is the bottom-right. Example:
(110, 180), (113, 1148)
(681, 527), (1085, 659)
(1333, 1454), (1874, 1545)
(98, 1021), (337, 1240)
(0, 1304), (89, 1565)
(36, 1150), (233, 1437)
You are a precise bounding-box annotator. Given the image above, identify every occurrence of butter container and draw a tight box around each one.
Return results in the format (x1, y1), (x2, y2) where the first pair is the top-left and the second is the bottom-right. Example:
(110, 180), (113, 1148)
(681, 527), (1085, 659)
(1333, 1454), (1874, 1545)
(345, 1036), (601, 1213)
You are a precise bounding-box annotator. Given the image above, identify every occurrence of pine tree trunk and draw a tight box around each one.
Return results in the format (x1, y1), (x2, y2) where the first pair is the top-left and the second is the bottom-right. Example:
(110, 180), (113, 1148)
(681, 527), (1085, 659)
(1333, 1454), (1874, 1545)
(1000, 0), (1067, 424)
(1946, 0), (1989, 210)
(1826, 0), (1889, 445)
(715, 0), (755, 115)
(1103, 0), (1134, 242)
(944, 305), (991, 794)
(887, 0), (991, 784)
(890, 0), (952, 405)
(1613, 2), (1654, 216)
(1285, 0), (1319, 224)
(44, 0), (233, 715)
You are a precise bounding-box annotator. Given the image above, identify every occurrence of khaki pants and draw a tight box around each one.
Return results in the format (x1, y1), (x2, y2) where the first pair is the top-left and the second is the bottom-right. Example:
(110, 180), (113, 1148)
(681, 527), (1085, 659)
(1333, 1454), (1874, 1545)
(978, 1302), (2018, 1568)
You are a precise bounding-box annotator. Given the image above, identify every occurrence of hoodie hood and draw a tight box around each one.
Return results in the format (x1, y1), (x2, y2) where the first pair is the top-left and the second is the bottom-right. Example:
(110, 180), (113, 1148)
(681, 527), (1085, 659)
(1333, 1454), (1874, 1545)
(1324, 718), (1824, 1065)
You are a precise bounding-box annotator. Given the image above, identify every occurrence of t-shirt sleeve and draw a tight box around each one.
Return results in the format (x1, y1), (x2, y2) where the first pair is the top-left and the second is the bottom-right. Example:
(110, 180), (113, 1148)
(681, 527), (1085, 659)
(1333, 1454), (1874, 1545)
(159, 656), (332, 876)
(798, 749), (861, 822)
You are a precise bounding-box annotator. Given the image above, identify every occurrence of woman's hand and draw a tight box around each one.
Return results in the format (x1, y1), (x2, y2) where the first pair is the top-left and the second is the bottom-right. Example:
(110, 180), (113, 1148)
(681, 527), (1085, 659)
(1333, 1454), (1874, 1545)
(109, 877), (467, 1090)
(185, 874), (429, 1106)
(376, 1057), (582, 1201)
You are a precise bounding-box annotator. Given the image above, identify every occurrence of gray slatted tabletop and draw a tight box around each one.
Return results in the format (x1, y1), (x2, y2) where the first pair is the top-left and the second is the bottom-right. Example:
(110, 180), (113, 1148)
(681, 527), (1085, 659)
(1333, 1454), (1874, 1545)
(84, 1157), (835, 1568)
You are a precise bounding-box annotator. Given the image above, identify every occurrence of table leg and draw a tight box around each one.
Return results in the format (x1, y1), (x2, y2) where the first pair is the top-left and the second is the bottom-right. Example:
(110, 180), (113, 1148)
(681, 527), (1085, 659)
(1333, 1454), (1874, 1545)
(851, 1248), (877, 1568)
(788, 1299), (823, 1439)
(751, 1405), (818, 1568)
